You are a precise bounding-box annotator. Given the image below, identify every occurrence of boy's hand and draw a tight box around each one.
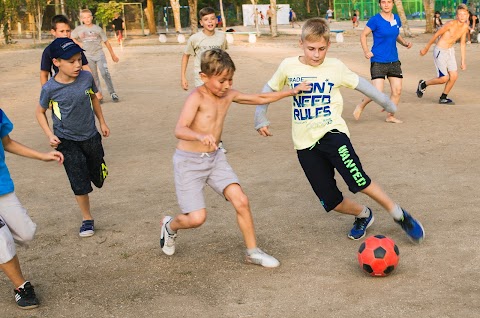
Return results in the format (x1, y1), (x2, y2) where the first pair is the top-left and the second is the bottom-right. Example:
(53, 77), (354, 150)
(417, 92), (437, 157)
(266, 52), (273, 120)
(364, 51), (373, 59)
(100, 123), (110, 137)
(181, 78), (189, 91)
(420, 47), (428, 56)
(293, 81), (311, 94)
(257, 126), (272, 137)
(49, 135), (61, 148)
(112, 55), (119, 63)
(197, 134), (218, 149)
(42, 151), (64, 164)
(461, 62), (466, 70)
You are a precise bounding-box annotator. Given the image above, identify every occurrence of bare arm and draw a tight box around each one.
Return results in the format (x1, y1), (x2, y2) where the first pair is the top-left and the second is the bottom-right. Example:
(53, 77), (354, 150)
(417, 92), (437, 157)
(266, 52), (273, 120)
(460, 31), (467, 70)
(181, 54), (190, 90)
(104, 41), (119, 62)
(40, 70), (49, 86)
(233, 81), (310, 105)
(360, 26), (373, 59)
(91, 93), (110, 137)
(2, 135), (63, 163)
(396, 35), (412, 49)
(35, 105), (61, 148)
(420, 23), (450, 55)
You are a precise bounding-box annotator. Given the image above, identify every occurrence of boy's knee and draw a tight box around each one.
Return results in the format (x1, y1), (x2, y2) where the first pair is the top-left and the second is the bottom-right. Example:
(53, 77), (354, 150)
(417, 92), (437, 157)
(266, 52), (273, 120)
(231, 192), (250, 211)
(186, 211), (207, 228)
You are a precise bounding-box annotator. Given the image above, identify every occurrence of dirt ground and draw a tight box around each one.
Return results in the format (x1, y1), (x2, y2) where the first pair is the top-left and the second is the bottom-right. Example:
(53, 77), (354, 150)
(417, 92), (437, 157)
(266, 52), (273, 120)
(1, 20), (480, 317)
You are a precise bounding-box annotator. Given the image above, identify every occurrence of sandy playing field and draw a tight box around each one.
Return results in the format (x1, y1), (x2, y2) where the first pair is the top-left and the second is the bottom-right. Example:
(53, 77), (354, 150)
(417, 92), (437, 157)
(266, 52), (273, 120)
(1, 20), (480, 317)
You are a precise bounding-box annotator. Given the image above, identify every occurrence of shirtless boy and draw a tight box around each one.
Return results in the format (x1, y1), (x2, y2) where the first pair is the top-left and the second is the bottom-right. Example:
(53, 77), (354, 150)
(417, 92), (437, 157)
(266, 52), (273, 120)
(416, 4), (469, 105)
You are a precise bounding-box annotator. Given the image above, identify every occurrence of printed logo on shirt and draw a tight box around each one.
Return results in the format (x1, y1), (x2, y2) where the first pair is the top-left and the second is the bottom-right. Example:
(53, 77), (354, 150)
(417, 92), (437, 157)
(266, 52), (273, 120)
(289, 77), (333, 124)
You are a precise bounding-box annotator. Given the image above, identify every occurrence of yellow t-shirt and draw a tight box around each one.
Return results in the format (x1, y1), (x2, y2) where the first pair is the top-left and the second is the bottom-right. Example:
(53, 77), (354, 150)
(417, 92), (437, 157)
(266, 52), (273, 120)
(268, 57), (359, 150)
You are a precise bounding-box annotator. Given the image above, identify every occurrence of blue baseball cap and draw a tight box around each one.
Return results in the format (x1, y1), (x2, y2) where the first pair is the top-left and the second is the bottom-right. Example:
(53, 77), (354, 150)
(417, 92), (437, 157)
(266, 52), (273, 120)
(50, 37), (84, 59)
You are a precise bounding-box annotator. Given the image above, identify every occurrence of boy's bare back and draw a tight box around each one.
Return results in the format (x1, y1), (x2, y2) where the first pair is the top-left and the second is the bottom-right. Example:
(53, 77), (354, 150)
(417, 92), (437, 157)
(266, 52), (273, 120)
(437, 20), (469, 49)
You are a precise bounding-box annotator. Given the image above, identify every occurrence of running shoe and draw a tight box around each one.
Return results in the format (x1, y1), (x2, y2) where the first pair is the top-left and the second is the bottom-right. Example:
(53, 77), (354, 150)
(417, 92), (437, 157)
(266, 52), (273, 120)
(245, 248), (280, 268)
(14, 282), (39, 310)
(160, 216), (177, 255)
(416, 80), (426, 98)
(79, 220), (94, 237)
(348, 208), (374, 240)
(439, 97), (455, 105)
(395, 209), (425, 243)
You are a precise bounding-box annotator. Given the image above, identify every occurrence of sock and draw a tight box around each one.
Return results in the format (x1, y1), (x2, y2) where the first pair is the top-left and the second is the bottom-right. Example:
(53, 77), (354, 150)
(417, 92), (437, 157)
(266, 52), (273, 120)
(440, 93), (447, 100)
(389, 204), (404, 221)
(356, 206), (370, 218)
(16, 281), (28, 290)
(166, 221), (177, 235)
(421, 81), (427, 89)
(246, 248), (259, 255)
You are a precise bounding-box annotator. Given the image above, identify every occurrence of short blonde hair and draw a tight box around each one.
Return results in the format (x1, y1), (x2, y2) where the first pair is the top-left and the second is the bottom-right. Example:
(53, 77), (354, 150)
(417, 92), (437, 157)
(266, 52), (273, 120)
(201, 49), (236, 77)
(301, 18), (330, 43)
(457, 4), (468, 12)
(80, 9), (92, 17)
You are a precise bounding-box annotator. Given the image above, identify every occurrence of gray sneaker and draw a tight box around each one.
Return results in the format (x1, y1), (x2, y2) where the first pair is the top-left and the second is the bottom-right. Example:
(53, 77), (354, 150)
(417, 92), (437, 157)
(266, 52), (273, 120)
(245, 248), (280, 268)
(111, 93), (119, 102)
(160, 216), (177, 255)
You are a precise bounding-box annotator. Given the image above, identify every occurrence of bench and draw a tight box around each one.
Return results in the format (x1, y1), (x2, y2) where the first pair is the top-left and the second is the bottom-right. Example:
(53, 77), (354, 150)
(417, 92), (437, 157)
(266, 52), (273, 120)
(221, 31), (257, 44)
(330, 29), (344, 43)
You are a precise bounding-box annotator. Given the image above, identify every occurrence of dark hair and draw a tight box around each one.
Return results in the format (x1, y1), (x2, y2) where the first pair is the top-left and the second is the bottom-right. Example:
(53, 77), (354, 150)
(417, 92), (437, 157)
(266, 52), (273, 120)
(199, 7), (215, 19)
(51, 15), (70, 30)
(200, 49), (236, 76)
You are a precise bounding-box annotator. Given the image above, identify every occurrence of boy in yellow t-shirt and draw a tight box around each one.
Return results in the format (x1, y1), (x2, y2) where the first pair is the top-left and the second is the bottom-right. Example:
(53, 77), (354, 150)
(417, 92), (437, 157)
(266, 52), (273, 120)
(254, 18), (425, 243)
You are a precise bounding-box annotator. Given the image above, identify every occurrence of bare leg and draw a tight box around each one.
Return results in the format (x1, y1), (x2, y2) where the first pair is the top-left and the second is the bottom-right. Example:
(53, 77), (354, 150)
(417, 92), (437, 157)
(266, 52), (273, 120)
(385, 76), (403, 123)
(425, 75), (449, 87)
(169, 209), (207, 231)
(333, 197), (364, 216)
(442, 71), (458, 95)
(75, 194), (93, 220)
(354, 78), (385, 120)
(224, 184), (257, 249)
(0, 255), (26, 287)
(360, 181), (396, 212)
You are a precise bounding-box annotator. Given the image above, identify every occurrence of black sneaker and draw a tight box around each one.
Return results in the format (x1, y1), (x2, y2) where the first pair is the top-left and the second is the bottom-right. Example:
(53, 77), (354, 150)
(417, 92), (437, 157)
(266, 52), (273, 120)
(348, 208), (374, 240)
(439, 97), (455, 105)
(111, 93), (119, 103)
(416, 80), (426, 98)
(79, 220), (95, 237)
(14, 282), (39, 309)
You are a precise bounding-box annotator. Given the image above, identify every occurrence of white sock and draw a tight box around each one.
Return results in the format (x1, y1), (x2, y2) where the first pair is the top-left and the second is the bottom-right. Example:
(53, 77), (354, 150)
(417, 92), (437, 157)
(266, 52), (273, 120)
(166, 221), (177, 234)
(247, 248), (259, 255)
(389, 204), (404, 221)
(16, 281), (28, 290)
(356, 206), (370, 218)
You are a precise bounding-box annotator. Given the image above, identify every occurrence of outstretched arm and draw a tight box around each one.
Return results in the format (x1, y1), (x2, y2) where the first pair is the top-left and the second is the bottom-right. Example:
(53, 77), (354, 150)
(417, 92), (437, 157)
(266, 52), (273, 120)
(355, 77), (397, 113)
(233, 81), (310, 105)
(104, 41), (119, 62)
(2, 135), (63, 164)
(420, 23), (449, 55)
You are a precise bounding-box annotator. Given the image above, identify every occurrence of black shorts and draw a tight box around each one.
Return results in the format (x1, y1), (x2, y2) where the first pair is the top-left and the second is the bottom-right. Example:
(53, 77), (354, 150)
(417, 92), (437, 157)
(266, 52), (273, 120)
(297, 130), (371, 212)
(370, 61), (403, 80)
(57, 133), (108, 195)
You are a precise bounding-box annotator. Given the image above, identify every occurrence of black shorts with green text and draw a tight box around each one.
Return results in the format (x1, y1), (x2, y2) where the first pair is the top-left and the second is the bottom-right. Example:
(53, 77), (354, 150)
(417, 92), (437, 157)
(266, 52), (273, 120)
(297, 130), (371, 212)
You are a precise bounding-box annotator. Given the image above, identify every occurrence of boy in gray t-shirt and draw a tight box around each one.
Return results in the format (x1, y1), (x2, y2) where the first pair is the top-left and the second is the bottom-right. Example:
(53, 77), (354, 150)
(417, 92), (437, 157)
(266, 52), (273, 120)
(71, 9), (120, 103)
(35, 38), (110, 238)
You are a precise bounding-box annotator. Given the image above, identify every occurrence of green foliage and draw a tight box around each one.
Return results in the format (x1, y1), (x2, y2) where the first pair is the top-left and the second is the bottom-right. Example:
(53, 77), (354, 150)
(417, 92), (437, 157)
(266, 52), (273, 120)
(95, 1), (123, 27)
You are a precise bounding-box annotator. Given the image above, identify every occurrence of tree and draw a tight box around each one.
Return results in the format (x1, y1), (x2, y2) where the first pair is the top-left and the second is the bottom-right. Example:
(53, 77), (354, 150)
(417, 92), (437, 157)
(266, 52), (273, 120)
(423, 0), (435, 33)
(26, 0), (48, 41)
(394, 0), (412, 37)
(188, 0), (198, 33)
(219, 0), (226, 31)
(145, 0), (156, 35)
(170, 0), (181, 32)
(270, 0), (278, 37)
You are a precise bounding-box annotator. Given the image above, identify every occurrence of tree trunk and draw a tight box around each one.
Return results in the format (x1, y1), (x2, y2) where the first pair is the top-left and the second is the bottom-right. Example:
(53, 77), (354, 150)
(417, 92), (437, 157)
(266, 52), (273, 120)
(219, 0), (226, 31)
(250, 0), (260, 36)
(170, 0), (181, 33)
(188, 0), (198, 33)
(394, 0), (412, 37)
(270, 0), (277, 37)
(305, 0), (310, 14)
(423, 0), (435, 33)
(146, 0), (156, 35)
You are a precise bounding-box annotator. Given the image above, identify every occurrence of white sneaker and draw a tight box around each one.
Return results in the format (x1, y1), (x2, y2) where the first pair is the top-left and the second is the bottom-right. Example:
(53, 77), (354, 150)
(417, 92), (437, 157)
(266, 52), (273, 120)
(218, 141), (227, 154)
(245, 248), (280, 268)
(160, 216), (177, 255)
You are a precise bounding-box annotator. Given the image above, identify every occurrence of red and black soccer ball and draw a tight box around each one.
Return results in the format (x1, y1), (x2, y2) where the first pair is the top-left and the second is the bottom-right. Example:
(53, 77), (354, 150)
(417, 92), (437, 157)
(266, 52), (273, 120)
(358, 235), (400, 277)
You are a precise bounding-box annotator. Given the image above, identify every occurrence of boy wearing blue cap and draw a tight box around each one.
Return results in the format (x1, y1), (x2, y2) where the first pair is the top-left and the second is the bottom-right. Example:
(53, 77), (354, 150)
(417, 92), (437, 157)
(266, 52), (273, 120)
(35, 38), (110, 237)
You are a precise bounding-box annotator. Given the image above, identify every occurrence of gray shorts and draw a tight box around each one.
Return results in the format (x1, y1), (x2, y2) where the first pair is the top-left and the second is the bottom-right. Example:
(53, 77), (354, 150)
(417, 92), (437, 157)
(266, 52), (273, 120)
(433, 46), (457, 77)
(0, 192), (37, 264)
(173, 149), (240, 213)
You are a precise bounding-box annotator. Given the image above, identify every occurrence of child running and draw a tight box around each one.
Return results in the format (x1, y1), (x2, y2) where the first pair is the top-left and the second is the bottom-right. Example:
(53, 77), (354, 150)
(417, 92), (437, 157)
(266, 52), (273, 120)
(416, 4), (469, 105)
(254, 18), (425, 243)
(72, 9), (120, 103)
(35, 38), (110, 238)
(0, 108), (63, 309)
(160, 49), (310, 267)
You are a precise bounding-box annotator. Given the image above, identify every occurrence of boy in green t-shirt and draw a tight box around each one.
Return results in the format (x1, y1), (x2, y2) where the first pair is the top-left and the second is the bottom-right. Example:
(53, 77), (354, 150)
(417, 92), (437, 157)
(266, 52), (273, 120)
(254, 18), (425, 243)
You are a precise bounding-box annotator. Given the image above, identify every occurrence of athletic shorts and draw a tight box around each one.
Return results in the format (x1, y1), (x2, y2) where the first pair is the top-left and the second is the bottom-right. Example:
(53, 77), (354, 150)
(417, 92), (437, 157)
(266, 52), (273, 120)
(0, 193), (37, 264)
(370, 61), (403, 80)
(57, 132), (108, 196)
(433, 46), (457, 77)
(296, 130), (371, 212)
(173, 148), (239, 214)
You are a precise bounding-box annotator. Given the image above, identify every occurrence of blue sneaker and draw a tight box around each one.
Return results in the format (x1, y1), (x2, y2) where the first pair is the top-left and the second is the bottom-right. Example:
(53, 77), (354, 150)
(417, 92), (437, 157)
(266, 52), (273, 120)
(395, 209), (425, 243)
(348, 208), (374, 240)
(79, 220), (94, 237)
